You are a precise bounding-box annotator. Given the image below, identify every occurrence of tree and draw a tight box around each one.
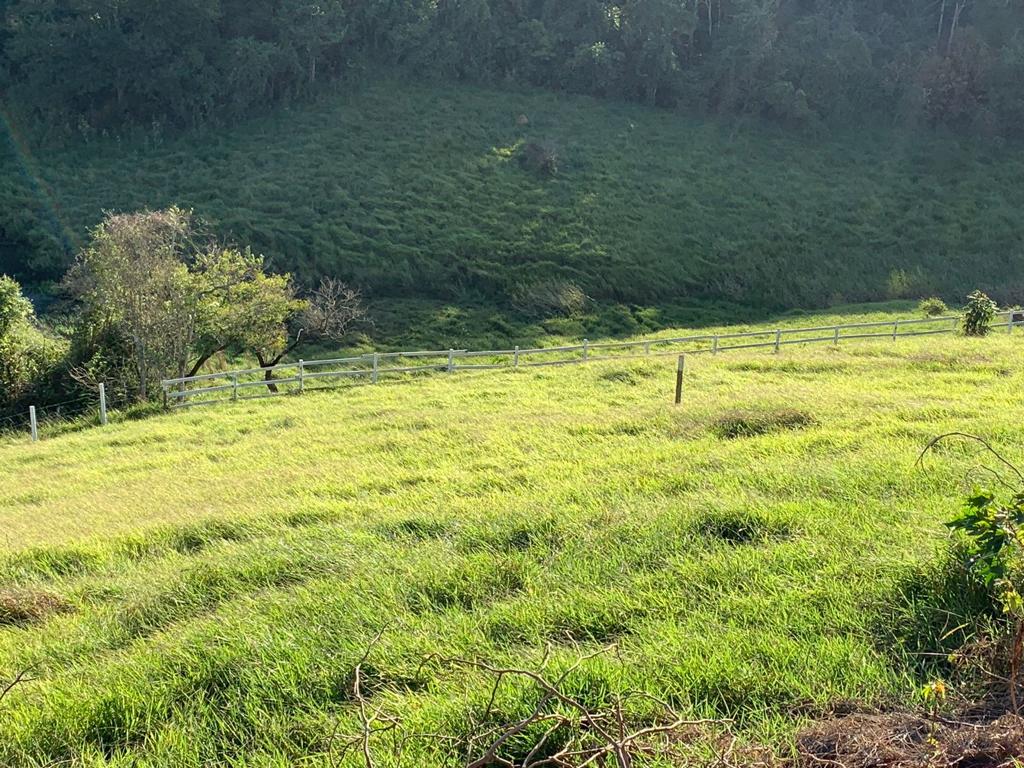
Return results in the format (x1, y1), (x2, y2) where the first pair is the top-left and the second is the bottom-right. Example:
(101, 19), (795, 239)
(0, 275), (64, 408)
(255, 277), (366, 391)
(68, 208), (310, 402)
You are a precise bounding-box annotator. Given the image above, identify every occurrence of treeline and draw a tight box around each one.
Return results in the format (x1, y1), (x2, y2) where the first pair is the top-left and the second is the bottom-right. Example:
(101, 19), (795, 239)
(2, 0), (1024, 136)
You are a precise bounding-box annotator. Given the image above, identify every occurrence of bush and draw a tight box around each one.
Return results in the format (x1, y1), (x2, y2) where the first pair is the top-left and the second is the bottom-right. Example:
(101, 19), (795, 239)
(516, 141), (559, 176)
(511, 279), (588, 318)
(918, 297), (949, 317)
(962, 290), (998, 336)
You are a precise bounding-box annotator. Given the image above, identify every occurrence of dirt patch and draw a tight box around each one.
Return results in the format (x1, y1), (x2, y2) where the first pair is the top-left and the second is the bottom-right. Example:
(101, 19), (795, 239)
(0, 588), (72, 627)
(795, 712), (1024, 768)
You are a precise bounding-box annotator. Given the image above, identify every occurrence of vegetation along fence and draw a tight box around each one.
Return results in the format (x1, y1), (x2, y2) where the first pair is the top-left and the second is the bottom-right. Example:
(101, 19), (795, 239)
(160, 311), (1019, 410)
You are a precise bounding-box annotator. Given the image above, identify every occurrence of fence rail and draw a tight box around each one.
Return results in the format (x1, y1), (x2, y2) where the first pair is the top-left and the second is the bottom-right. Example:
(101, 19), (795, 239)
(160, 311), (1018, 409)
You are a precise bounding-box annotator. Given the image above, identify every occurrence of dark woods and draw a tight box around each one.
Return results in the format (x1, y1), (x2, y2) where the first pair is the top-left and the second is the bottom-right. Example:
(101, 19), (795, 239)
(1, 0), (1022, 137)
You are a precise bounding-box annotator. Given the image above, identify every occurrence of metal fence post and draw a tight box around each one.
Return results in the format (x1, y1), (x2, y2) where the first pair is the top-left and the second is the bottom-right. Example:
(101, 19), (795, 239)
(774, 329), (782, 354)
(675, 355), (685, 405)
(98, 383), (108, 426)
(298, 360), (305, 393)
(448, 349), (455, 373)
(372, 353), (379, 384)
(29, 406), (38, 442)
(514, 346), (520, 368)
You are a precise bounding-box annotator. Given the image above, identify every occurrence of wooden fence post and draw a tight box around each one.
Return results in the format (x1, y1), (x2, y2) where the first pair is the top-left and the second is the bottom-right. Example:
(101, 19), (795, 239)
(372, 353), (379, 384)
(232, 374), (239, 401)
(675, 355), (685, 405)
(833, 326), (840, 345)
(712, 336), (719, 355)
(298, 360), (305, 393)
(1010, 314), (1015, 334)
(98, 383), (108, 426)
(162, 384), (169, 411)
(448, 349), (455, 373)
(29, 406), (38, 442)
(774, 329), (782, 353)
(892, 321), (899, 341)
(514, 346), (520, 368)
(644, 341), (651, 356)
(583, 339), (589, 362)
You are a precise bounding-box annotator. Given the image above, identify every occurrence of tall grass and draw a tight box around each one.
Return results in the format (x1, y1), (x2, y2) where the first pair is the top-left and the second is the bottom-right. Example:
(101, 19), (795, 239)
(0, 310), (1021, 764)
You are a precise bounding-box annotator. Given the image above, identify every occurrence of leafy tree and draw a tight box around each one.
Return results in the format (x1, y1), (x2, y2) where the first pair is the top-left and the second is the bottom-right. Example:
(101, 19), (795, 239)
(0, 275), (64, 408)
(255, 277), (366, 390)
(68, 208), (311, 402)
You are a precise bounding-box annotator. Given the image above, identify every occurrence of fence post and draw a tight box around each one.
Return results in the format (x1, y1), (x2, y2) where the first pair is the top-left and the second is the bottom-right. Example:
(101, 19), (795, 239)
(514, 346), (520, 368)
(298, 360), (305, 393)
(1010, 314), (1015, 334)
(774, 329), (782, 354)
(644, 341), (651, 356)
(98, 383), (108, 426)
(833, 326), (840, 345)
(448, 349), (455, 373)
(372, 353), (379, 384)
(29, 406), (38, 442)
(675, 355), (685, 405)
(583, 339), (589, 362)
(712, 336), (719, 355)
(232, 374), (239, 401)
(892, 321), (898, 341)
(162, 384), (169, 411)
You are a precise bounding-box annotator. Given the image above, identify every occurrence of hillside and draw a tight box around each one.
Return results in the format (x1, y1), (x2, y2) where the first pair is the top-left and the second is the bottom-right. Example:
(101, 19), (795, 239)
(3, 78), (1023, 317)
(1, 311), (1021, 764)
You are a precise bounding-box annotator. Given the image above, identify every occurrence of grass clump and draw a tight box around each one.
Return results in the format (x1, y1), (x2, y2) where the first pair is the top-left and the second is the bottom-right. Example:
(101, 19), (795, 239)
(0, 589), (71, 627)
(711, 408), (818, 439)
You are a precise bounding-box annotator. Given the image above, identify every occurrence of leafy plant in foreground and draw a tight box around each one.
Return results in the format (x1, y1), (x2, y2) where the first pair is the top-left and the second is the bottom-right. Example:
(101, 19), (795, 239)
(962, 290), (998, 336)
(921, 433), (1024, 710)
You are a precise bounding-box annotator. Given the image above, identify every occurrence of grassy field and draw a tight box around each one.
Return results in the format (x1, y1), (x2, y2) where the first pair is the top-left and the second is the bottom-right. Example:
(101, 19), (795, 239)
(0, 308), (1019, 765)
(4, 77), (1024, 316)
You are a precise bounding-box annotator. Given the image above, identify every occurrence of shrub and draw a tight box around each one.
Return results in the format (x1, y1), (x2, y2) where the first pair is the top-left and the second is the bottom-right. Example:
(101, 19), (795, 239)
(918, 297), (948, 317)
(511, 279), (588, 318)
(516, 141), (559, 176)
(962, 290), (998, 336)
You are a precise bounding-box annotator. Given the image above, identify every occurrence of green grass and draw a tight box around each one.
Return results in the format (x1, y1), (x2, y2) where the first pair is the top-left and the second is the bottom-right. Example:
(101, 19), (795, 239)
(0, 308), (1019, 765)
(4, 77), (1024, 315)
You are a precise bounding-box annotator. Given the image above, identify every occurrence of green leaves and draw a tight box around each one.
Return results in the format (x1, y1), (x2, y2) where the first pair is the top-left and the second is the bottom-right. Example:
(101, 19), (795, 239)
(962, 290), (998, 337)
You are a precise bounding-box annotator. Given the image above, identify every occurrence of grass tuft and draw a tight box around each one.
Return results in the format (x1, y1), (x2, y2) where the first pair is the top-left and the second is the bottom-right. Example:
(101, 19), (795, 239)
(712, 408), (818, 439)
(0, 588), (72, 627)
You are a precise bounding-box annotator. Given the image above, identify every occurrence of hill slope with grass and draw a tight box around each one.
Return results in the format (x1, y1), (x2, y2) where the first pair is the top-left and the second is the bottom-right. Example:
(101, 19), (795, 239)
(4, 78), (1024, 313)
(1, 309), (1021, 764)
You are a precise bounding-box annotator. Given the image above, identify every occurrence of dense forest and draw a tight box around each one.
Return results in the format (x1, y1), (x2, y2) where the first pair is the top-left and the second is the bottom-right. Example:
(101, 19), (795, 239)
(2, 0), (1023, 137)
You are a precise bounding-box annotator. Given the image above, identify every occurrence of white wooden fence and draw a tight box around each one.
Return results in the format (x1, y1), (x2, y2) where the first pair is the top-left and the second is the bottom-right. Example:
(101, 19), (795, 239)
(161, 311), (1019, 409)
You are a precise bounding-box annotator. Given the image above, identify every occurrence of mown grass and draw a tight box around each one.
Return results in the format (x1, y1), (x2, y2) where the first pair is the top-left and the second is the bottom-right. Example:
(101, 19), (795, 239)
(4, 76), (1024, 315)
(0, 312), (1021, 765)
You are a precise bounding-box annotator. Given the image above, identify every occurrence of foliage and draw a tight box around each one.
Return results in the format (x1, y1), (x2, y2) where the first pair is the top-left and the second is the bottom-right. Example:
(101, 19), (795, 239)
(918, 297), (949, 317)
(3, 0), (1024, 139)
(0, 275), (64, 409)
(67, 209), (309, 401)
(962, 289), (998, 336)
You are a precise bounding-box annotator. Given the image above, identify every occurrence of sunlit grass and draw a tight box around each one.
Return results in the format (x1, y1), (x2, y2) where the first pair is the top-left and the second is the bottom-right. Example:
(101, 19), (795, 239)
(0, 311), (1020, 765)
